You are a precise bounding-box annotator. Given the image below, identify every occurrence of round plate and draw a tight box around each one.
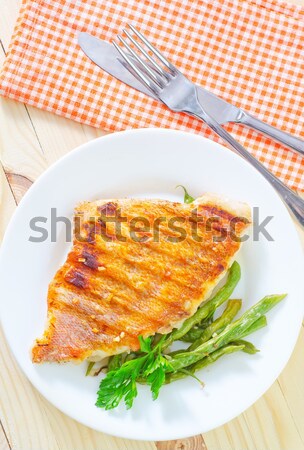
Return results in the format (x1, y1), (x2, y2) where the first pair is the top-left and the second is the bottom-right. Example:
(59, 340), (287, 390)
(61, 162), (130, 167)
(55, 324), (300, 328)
(0, 129), (303, 441)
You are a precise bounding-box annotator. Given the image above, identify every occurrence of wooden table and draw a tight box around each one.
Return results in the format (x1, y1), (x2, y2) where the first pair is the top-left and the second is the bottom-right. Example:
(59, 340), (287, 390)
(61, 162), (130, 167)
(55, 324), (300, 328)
(0, 1), (303, 449)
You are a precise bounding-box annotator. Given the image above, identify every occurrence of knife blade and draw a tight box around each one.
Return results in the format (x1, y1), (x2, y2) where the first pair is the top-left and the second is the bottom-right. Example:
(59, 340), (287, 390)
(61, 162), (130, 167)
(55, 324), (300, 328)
(78, 32), (241, 125)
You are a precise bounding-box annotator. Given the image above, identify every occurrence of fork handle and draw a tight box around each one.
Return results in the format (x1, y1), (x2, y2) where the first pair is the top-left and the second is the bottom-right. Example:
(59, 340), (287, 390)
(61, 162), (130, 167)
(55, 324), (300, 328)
(237, 110), (304, 157)
(188, 104), (304, 227)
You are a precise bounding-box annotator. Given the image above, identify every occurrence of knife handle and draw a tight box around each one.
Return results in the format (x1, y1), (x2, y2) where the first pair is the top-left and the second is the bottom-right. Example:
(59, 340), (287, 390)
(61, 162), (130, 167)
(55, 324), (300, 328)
(238, 111), (304, 157)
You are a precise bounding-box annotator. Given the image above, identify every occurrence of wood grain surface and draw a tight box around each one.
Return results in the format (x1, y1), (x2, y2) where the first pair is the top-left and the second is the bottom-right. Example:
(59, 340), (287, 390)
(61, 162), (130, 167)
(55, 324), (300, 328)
(0, 1), (303, 449)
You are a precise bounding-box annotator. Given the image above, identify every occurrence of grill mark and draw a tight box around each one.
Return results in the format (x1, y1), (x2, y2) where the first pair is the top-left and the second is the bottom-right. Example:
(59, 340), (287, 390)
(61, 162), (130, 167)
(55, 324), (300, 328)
(59, 262), (180, 332)
(217, 263), (225, 273)
(71, 219), (229, 308)
(122, 257), (193, 291)
(59, 267), (160, 326)
(91, 239), (195, 294)
(71, 215), (235, 300)
(97, 201), (117, 216)
(53, 281), (147, 338)
(81, 248), (99, 270)
(91, 208), (233, 254)
(79, 221), (98, 243)
(199, 205), (249, 226)
(63, 255), (203, 327)
(64, 268), (88, 289)
(118, 202), (185, 220)
(74, 238), (164, 284)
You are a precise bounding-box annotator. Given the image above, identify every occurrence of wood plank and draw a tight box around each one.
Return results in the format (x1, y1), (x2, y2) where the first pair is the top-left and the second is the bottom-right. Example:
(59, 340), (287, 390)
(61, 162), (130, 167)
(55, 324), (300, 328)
(157, 435), (207, 450)
(0, 422), (10, 450)
(203, 375), (304, 450)
(0, 164), (15, 450)
(0, 0), (20, 49)
(33, 397), (156, 450)
(0, 93), (47, 196)
(0, 165), (16, 240)
(277, 327), (304, 441)
(204, 418), (257, 450)
(242, 378), (304, 450)
(0, 45), (50, 203)
(0, 325), (60, 450)
(23, 106), (108, 166)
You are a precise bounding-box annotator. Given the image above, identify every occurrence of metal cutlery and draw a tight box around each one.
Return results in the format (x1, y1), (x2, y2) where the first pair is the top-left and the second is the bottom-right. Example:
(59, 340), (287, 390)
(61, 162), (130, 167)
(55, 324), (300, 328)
(78, 32), (304, 157)
(112, 25), (304, 226)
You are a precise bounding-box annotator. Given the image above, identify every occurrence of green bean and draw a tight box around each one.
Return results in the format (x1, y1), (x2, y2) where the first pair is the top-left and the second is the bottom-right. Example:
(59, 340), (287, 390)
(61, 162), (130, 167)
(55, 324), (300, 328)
(179, 317), (213, 343)
(166, 349), (184, 357)
(238, 315), (267, 338)
(124, 352), (138, 362)
(169, 294), (286, 371)
(188, 299), (242, 351)
(107, 354), (123, 371)
(167, 309), (262, 379)
(168, 300), (241, 356)
(230, 340), (259, 354)
(227, 316), (267, 354)
(167, 339), (258, 382)
(85, 361), (95, 376)
(165, 343), (245, 383)
(162, 261), (241, 350)
(157, 315), (265, 377)
(152, 333), (164, 347)
(179, 327), (206, 343)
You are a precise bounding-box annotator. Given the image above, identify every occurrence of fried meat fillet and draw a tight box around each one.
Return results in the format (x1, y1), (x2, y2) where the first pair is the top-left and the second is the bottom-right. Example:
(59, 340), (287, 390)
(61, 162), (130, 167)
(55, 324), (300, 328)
(32, 193), (251, 363)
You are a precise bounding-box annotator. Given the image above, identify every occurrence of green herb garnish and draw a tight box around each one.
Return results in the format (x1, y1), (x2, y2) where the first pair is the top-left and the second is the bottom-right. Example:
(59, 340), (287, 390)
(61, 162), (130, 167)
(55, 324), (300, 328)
(176, 185), (195, 203)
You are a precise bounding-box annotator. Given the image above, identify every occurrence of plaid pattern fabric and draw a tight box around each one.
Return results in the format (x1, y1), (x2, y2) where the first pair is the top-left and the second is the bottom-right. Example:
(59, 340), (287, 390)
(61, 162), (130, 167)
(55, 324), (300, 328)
(0, 0), (303, 190)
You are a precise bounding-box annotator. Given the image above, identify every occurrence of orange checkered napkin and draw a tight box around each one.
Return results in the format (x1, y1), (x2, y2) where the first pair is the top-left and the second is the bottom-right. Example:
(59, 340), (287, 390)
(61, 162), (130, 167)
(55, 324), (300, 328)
(0, 0), (303, 190)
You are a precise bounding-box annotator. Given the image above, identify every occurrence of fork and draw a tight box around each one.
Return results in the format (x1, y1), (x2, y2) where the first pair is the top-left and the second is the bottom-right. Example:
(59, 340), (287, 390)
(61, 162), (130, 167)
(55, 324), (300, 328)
(112, 25), (304, 227)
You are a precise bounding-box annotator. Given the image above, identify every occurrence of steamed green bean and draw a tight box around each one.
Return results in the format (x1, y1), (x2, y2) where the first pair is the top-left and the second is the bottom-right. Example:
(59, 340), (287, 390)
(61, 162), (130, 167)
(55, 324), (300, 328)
(165, 343), (245, 383)
(230, 340), (259, 354)
(107, 354), (123, 371)
(162, 261), (241, 350)
(188, 299), (242, 351)
(179, 317), (213, 343)
(170, 294), (286, 372)
(238, 315), (267, 338)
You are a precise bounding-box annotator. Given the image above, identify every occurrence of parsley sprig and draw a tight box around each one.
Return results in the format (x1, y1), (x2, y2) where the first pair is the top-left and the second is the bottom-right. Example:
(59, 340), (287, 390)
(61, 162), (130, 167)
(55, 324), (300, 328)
(96, 336), (173, 410)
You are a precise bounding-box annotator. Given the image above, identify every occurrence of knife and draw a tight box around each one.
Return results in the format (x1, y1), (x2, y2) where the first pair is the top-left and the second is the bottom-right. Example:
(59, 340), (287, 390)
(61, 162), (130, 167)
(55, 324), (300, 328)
(78, 32), (304, 156)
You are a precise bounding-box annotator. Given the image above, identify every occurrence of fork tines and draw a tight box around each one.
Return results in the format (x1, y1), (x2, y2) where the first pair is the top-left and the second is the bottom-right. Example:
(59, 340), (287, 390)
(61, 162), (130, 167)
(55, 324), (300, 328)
(112, 24), (175, 93)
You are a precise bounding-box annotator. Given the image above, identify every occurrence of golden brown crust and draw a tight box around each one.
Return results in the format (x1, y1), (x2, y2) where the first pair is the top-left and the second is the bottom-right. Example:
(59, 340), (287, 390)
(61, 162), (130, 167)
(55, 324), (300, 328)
(32, 195), (251, 363)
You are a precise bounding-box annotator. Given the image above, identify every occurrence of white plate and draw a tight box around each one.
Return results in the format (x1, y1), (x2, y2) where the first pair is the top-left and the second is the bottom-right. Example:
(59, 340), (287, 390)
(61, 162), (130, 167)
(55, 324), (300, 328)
(0, 129), (303, 441)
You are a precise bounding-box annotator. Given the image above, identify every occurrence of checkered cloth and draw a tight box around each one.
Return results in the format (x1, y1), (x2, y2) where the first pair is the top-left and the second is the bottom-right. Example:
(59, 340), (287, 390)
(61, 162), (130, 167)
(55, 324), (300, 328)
(0, 0), (303, 190)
